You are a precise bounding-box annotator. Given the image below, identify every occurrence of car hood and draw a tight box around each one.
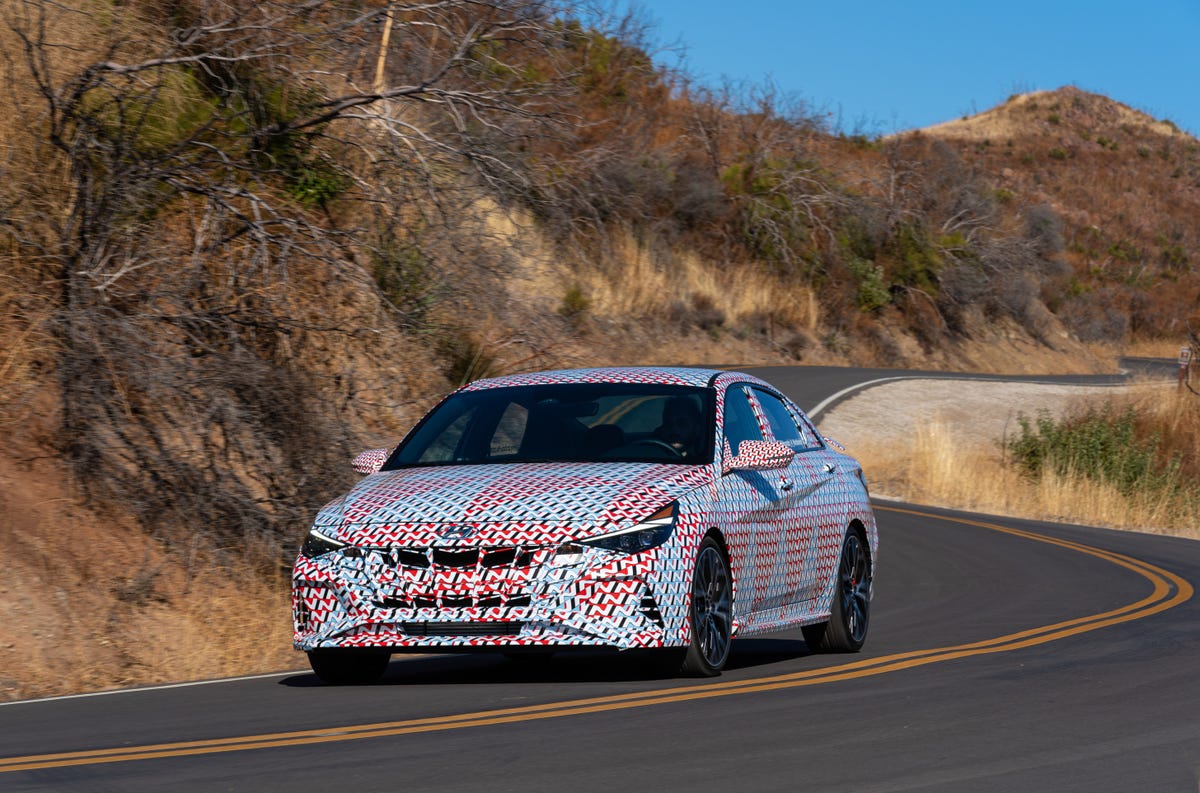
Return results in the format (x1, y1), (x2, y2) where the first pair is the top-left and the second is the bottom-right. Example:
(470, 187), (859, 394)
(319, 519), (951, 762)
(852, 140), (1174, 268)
(314, 461), (714, 546)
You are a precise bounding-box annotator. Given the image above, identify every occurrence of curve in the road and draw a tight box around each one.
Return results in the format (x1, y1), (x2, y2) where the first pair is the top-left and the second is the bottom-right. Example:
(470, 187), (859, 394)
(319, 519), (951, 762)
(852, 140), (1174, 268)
(2, 504), (1189, 776)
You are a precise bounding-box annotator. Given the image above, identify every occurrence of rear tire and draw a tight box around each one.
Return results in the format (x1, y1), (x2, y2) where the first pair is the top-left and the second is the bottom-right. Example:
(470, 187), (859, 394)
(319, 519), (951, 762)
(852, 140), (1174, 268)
(680, 536), (733, 676)
(803, 530), (870, 653)
(307, 648), (391, 685)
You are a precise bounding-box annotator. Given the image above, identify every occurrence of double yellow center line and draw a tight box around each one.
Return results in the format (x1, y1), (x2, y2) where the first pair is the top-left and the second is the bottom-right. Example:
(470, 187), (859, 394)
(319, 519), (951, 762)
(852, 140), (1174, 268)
(2, 507), (1191, 774)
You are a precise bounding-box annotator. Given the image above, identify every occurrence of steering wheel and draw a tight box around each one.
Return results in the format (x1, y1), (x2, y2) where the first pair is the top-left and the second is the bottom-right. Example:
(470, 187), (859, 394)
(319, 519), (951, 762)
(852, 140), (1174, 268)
(629, 438), (685, 458)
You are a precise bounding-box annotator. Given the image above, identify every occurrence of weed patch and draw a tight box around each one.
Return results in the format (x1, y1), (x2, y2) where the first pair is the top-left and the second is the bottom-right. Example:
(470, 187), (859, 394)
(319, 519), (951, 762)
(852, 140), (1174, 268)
(1009, 407), (1168, 490)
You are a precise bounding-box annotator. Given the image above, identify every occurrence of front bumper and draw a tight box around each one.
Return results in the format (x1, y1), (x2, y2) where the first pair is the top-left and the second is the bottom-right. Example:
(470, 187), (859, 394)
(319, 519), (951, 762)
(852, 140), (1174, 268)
(292, 542), (677, 651)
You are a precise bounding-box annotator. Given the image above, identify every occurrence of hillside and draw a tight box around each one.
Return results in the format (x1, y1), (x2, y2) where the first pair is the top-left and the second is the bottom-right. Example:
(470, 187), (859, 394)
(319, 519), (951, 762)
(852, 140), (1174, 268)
(911, 86), (1200, 341)
(0, 2), (1197, 699)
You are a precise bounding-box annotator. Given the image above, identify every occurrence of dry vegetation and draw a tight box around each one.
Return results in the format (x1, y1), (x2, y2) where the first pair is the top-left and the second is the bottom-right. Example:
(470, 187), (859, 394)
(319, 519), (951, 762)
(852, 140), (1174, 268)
(908, 86), (1200, 342)
(833, 382), (1200, 538)
(0, 1), (1197, 700)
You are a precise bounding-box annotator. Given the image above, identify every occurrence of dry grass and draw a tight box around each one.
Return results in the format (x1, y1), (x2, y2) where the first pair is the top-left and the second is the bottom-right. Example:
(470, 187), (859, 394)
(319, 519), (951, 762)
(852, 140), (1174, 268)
(0, 0), (112, 187)
(851, 386), (1200, 538)
(0, 444), (301, 702)
(578, 236), (818, 331)
(1114, 338), (1196, 360)
(859, 420), (1198, 537)
(1, 560), (298, 701)
(0, 262), (56, 428)
(119, 565), (296, 685)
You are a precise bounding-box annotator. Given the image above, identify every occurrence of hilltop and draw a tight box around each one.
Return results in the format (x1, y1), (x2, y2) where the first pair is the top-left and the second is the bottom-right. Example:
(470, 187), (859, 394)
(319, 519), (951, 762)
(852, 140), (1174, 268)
(922, 87), (1189, 142)
(904, 86), (1200, 341)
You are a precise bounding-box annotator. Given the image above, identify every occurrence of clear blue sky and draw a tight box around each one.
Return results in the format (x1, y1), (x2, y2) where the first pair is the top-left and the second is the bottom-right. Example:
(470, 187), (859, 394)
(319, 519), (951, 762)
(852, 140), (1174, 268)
(634, 0), (1200, 136)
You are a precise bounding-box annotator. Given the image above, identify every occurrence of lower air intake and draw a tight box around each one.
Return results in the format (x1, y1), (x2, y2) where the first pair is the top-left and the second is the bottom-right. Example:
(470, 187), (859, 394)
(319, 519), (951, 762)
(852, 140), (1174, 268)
(401, 621), (523, 637)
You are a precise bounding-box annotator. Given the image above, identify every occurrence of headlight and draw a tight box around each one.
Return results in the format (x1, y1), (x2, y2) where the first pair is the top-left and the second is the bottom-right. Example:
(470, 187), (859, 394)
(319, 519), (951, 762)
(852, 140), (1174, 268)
(300, 527), (345, 558)
(581, 502), (677, 554)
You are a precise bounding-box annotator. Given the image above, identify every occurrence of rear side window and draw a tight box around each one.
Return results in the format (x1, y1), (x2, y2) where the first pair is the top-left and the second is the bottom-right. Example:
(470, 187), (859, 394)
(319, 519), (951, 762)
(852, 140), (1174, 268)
(752, 388), (822, 449)
(753, 389), (804, 444)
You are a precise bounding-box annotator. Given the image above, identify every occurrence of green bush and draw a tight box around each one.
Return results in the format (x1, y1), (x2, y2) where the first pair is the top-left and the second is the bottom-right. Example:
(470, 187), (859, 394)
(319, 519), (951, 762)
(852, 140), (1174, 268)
(1107, 240), (1142, 262)
(891, 222), (942, 295)
(1161, 244), (1190, 272)
(846, 257), (890, 311)
(1007, 406), (1182, 496)
(1048, 148), (1067, 161)
(288, 158), (350, 208)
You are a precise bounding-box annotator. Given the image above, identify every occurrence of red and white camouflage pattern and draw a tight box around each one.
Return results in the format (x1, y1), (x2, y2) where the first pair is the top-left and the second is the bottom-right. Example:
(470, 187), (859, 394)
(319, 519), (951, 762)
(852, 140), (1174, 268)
(350, 448), (390, 475)
(293, 367), (878, 652)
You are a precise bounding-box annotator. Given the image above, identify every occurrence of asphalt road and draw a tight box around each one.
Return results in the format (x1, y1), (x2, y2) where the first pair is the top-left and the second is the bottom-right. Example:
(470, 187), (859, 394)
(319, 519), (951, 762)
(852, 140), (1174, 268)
(2, 361), (1196, 792)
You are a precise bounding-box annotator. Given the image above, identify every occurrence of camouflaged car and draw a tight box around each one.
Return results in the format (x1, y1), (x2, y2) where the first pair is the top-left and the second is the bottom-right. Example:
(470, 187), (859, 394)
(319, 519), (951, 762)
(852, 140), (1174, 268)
(293, 367), (878, 683)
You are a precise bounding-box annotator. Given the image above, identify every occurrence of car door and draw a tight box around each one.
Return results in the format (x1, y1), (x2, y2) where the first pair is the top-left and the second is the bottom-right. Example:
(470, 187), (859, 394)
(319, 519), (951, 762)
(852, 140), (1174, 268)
(750, 387), (840, 605)
(712, 383), (790, 618)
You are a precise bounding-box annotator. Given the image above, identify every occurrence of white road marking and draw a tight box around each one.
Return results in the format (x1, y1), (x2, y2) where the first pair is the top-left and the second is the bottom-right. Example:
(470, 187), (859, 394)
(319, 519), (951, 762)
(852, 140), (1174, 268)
(0, 670), (306, 707)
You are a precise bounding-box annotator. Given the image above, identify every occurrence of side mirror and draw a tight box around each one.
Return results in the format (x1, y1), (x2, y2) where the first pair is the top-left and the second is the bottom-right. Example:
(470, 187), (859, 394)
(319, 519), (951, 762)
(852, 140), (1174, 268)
(350, 448), (391, 475)
(723, 440), (795, 473)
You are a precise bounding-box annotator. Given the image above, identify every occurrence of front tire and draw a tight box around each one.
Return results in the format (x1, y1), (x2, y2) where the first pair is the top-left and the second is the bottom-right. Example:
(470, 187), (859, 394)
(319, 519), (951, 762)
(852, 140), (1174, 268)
(802, 530), (870, 653)
(307, 648), (391, 685)
(680, 536), (733, 676)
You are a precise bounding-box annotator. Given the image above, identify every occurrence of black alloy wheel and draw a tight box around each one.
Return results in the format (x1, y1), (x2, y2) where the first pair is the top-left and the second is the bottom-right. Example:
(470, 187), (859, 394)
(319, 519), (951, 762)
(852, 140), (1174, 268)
(802, 530), (870, 653)
(680, 536), (733, 676)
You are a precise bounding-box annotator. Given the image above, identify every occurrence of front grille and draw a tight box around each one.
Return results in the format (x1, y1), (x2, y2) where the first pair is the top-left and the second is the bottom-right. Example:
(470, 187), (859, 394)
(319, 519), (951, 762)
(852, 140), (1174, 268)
(369, 545), (537, 570)
(432, 548), (479, 568)
(401, 621), (524, 637)
(368, 545), (543, 612)
(394, 549), (430, 568)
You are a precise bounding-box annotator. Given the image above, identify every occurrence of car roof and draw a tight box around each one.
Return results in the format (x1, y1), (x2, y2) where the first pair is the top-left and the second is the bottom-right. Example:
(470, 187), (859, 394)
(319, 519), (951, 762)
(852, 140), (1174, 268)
(459, 366), (774, 392)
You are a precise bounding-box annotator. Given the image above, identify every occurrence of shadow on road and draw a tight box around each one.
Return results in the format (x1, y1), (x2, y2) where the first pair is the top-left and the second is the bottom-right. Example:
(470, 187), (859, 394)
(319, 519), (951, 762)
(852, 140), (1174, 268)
(278, 637), (814, 688)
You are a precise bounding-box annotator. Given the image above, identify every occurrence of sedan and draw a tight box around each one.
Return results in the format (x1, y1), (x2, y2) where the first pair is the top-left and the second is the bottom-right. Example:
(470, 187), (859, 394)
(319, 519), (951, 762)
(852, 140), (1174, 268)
(292, 366), (878, 682)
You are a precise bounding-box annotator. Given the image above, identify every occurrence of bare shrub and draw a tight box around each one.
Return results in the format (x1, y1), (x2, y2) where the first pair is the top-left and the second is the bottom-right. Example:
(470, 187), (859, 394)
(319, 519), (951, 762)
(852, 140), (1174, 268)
(1024, 204), (1066, 257)
(991, 272), (1039, 322)
(689, 292), (726, 331)
(670, 161), (728, 230)
(0, 0), (605, 562)
(1059, 289), (1132, 343)
(937, 262), (990, 332)
(778, 331), (813, 360)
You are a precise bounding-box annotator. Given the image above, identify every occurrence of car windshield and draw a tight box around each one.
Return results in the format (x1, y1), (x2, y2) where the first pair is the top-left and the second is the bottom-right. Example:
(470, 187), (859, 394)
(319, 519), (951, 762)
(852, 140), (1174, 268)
(384, 383), (716, 469)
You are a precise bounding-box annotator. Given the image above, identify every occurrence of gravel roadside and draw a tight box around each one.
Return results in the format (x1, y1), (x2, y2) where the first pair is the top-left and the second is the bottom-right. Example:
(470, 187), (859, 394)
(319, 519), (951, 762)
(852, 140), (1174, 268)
(816, 379), (1136, 450)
